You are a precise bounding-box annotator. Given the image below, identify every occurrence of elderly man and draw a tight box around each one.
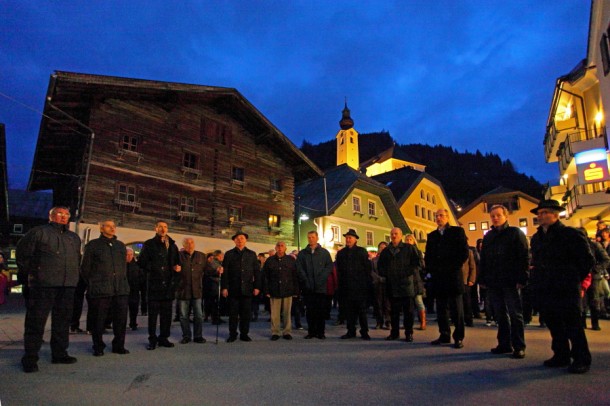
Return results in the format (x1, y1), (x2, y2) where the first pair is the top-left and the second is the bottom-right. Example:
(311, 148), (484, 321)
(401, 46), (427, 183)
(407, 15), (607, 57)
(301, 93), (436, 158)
(176, 237), (207, 344)
(296, 231), (333, 339)
(263, 241), (299, 340)
(336, 229), (373, 340)
(378, 227), (422, 342)
(138, 221), (181, 350)
(426, 208), (469, 349)
(81, 220), (130, 356)
(479, 205), (529, 359)
(16, 206), (81, 373)
(221, 231), (261, 342)
(530, 200), (594, 374)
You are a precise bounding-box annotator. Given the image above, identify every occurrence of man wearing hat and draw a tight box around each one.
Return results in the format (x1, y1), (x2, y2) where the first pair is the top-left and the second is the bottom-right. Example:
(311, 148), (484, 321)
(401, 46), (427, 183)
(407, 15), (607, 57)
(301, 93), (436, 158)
(221, 231), (261, 342)
(336, 229), (373, 340)
(530, 200), (594, 374)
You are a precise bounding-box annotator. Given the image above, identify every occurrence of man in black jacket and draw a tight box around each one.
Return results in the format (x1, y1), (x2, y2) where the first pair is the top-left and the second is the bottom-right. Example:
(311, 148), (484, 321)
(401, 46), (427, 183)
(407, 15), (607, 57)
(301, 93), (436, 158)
(263, 241), (299, 340)
(126, 247), (142, 331)
(336, 229), (372, 340)
(81, 220), (130, 356)
(138, 221), (181, 350)
(530, 200), (595, 374)
(378, 227), (421, 342)
(221, 231), (261, 342)
(479, 205), (529, 359)
(16, 206), (81, 373)
(426, 208), (469, 349)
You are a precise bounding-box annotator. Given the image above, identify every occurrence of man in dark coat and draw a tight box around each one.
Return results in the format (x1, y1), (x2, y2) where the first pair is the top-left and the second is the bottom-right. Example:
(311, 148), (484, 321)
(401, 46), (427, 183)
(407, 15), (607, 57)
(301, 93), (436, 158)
(16, 206), (81, 373)
(336, 229), (372, 340)
(221, 231), (261, 342)
(138, 221), (181, 350)
(530, 200), (595, 374)
(204, 250), (224, 324)
(296, 230), (333, 339)
(378, 227), (422, 342)
(263, 241), (299, 340)
(479, 204), (529, 359)
(176, 237), (207, 344)
(425, 208), (469, 349)
(81, 220), (130, 356)
(126, 247), (142, 331)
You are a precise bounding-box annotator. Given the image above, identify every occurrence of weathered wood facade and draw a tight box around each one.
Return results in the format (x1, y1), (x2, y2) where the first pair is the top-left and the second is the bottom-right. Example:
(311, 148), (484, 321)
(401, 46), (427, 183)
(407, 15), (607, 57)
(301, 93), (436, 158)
(28, 72), (321, 248)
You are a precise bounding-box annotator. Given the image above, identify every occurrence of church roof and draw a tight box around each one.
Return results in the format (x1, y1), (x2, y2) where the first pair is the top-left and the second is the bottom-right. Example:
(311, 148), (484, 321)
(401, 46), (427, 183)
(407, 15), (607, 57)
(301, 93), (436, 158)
(360, 144), (420, 170)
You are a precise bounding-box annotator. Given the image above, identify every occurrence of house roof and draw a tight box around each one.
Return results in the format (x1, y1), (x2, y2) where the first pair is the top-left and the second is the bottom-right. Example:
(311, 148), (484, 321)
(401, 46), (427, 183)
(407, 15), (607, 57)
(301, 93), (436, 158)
(359, 144), (419, 170)
(29, 71), (322, 190)
(458, 186), (540, 219)
(296, 164), (410, 234)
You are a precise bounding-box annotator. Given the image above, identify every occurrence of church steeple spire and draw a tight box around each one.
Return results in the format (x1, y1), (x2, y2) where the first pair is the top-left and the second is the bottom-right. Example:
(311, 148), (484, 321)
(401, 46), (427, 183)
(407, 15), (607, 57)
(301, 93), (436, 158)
(335, 99), (359, 169)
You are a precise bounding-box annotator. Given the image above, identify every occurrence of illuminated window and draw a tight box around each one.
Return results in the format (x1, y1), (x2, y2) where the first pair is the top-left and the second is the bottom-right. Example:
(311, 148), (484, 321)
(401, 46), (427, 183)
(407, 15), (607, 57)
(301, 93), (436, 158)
(519, 218), (528, 227)
(481, 221), (489, 231)
(268, 214), (280, 228)
(331, 225), (341, 243)
(228, 207), (242, 223)
(469, 222), (476, 231)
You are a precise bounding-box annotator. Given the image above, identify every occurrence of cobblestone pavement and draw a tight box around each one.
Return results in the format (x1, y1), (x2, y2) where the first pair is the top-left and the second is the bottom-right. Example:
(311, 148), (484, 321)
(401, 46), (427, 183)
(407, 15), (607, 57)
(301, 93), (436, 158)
(1, 293), (608, 405)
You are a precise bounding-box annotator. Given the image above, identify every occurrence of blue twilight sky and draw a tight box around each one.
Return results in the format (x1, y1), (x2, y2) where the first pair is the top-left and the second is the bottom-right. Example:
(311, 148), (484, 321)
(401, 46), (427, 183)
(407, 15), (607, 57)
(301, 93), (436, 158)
(1, 0), (591, 190)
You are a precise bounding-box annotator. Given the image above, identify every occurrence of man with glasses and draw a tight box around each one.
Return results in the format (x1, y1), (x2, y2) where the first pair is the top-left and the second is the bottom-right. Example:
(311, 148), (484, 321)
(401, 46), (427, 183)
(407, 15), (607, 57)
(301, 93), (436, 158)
(530, 200), (594, 374)
(16, 206), (81, 373)
(425, 208), (469, 349)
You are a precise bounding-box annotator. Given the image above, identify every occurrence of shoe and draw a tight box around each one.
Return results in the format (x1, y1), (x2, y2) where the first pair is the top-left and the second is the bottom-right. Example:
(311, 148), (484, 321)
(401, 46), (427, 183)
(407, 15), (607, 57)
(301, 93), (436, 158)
(543, 357), (570, 368)
(130, 325), (138, 331)
(591, 325), (601, 331)
(283, 334), (293, 340)
(240, 334), (252, 342)
(340, 333), (356, 339)
(147, 343), (156, 350)
(158, 340), (175, 348)
(381, 324), (391, 331)
(296, 326), (304, 330)
(512, 350), (525, 359)
(193, 337), (206, 344)
(333, 320), (344, 326)
(112, 348), (130, 354)
(454, 340), (464, 349)
(405, 334), (414, 342)
(317, 334), (326, 340)
(304, 334), (315, 339)
(431, 337), (451, 345)
(180, 337), (191, 344)
(485, 321), (492, 327)
(568, 363), (590, 374)
(22, 361), (39, 373)
(93, 349), (104, 357)
(491, 346), (513, 354)
(385, 334), (398, 341)
(70, 327), (84, 334)
(271, 335), (280, 341)
(375, 323), (383, 330)
(361, 333), (371, 340)
(52, 355), (77, 364)
(226, 336), (237, 343)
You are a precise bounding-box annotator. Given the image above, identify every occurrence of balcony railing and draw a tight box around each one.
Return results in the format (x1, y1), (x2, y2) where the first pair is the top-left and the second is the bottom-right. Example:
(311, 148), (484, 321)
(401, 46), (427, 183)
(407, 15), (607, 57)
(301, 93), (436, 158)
(563, 180), (610, 218)
(557, 127), (607, 173)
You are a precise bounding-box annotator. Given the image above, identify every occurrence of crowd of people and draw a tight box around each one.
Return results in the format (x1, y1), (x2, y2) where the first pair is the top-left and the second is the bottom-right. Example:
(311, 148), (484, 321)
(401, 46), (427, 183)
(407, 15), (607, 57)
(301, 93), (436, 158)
(12, 200), (608, 375)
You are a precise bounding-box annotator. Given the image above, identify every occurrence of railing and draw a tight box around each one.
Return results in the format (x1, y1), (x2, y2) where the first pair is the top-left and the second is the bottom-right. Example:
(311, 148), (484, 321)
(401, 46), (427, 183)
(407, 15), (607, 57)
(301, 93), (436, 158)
(563, 180), (610, 218)
(558, 127), (607, 173)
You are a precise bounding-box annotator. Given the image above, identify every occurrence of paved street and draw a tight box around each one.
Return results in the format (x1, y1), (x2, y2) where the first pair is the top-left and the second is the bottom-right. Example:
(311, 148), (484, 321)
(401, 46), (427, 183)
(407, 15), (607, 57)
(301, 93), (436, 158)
(1, 293), (609, 406)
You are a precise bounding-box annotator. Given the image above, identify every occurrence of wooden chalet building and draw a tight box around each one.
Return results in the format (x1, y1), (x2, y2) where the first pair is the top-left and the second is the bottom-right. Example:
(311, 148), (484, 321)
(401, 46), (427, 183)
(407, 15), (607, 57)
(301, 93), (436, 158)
(28, 71), (321, 251)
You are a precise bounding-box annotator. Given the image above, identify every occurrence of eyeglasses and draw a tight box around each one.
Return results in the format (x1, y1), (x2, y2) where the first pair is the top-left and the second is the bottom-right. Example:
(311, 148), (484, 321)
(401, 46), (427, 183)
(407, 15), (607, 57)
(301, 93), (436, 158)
(54, 212), (71, 218)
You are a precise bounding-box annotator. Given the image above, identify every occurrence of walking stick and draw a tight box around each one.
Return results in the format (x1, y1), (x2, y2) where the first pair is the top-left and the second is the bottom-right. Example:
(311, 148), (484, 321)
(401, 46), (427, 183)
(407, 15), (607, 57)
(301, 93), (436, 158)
(216, 281), (221, 344)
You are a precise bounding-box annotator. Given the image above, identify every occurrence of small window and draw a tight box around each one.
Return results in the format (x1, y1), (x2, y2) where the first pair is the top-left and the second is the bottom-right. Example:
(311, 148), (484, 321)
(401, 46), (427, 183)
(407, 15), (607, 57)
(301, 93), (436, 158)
(121, 135), (138, 152)
(352, 196), (362, 213)
(415, 205), (420, 217)
(519, 218), (528, 227)
(469, 222), (476, 231)
(432, 196), (436, 204)
(270, 179), (282, 192)
(331, 225), (341, 243)
(533, 217), (539, 226)
(481, 221), (489, 231)
(228, 207), (242, 223)
(180, 197), (195, 213)
(601, 33), (610, 76)
(13, 224), (23, 233)
(268, 214), (280, 228)
(419, 231), (425, 241)
(426, 193), (430, 202)
(420, 189), (425, 199)
(427, 209), (432, 221)
(183, 152), (199, 169)
(118, 184), (136, 202)
(366, 231), (374, 246)
(368, 201), (377, 217)
(350, 137), (354, 143)
(384, 234), (391, 243)
(232, 167), (245, 182)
